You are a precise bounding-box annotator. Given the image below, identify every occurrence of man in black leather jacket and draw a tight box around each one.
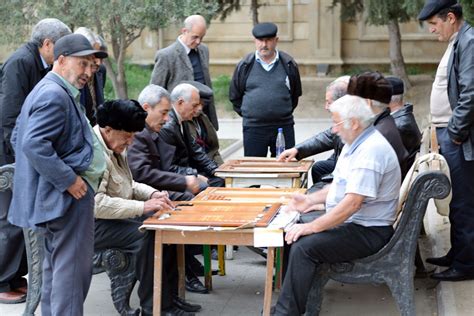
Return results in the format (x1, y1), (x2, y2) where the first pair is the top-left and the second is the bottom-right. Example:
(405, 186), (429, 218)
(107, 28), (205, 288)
(277, 77), (348, 183)
(158, 83), (224, 187)
(386, 77), (422, 167)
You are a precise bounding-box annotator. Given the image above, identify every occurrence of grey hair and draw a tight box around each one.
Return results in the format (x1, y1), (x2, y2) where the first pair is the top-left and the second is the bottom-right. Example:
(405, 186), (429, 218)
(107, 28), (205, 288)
(390, 94), (403, 103)
(170, 83), (199, 104)
(371, 99), (389, 109)
(74, 27), (100, 48)
(329, 94), (374, 129)
(183, 15), (206, 31)
(326, 75), (350, 102)
(31, 18), (71, 47)
(138, 84), (170, 108)
(96, 35), (108, 52)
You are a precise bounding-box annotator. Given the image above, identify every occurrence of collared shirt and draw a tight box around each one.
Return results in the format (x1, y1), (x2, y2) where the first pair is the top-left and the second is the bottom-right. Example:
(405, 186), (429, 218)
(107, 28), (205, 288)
(178, 36), (192, 55)
(50, 72), (106, 191)
(430, 32), (457, 127)
(326, 126), (401, 226)
(39, 54), (49, 70)
(255, 50), (279, 71)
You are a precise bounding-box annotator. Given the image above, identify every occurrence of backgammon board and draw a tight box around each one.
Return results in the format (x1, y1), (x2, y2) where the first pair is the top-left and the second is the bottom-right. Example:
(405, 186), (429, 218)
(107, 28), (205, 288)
(216, 157), (313, 174)
(193, 187), (305, 204)
(144, 202), (281, 228)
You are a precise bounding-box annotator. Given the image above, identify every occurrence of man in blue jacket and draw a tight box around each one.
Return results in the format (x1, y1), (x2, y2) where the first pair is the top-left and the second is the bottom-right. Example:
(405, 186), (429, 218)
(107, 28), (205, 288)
(8, 34), (107, 314)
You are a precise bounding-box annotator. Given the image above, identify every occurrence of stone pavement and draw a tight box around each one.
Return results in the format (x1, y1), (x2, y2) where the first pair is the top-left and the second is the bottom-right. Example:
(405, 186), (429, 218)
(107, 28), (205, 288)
(1, 118), (473, 315)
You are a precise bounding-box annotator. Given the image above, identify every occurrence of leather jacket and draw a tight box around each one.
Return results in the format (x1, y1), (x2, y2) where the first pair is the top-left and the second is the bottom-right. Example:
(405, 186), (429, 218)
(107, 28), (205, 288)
(391, 103), (422, 162)
(295, 127), (344, 161)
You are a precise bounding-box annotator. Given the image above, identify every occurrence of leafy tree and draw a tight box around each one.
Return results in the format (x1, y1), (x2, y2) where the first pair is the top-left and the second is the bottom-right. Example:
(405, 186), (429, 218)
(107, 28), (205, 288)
(212, 0), (263, 25)
(460, 0), (474, 25)
(0, 0), (217, 98)
(331, 0), (424, 89)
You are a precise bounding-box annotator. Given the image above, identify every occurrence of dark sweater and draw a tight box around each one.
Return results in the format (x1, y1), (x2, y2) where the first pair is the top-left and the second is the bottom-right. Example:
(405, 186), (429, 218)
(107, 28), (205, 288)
(241, 60), (294, 127)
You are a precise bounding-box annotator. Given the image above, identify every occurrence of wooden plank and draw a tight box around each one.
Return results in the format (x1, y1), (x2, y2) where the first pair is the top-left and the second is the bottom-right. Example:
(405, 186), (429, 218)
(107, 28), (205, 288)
(153, 231), (163, 316)
(263, 247), (276, 316)
(216, 158), (312, 173)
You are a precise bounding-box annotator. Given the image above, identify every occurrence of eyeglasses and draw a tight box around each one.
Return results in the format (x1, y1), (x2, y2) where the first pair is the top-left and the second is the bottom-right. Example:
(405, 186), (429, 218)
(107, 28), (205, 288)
(332, 120), (347, 128)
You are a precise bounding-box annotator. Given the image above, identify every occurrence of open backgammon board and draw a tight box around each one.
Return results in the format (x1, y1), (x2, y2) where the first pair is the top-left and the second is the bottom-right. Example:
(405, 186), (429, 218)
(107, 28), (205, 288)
(144, 202), (282, 228)
(193, 187), (305, 204)
(215, 158), (313, 174)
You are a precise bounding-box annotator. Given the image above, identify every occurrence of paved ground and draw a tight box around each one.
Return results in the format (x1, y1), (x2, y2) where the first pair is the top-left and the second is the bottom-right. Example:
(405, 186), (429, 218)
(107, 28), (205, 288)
(2, 117), (473, 316)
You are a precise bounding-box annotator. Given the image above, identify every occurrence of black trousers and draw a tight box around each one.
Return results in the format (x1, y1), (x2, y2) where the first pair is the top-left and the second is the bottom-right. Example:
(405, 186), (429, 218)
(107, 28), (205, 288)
(0, 189), (27, 293)
(94, 217), (178, 310)
(437, 128), (474, 271)
(275, 223), (393, 315)
(243, 124), (295, 157)
(311, 153), (336, 183)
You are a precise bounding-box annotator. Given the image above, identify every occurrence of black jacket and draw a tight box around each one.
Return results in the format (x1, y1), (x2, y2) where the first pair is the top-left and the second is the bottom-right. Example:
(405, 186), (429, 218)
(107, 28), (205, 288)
(374, 108), (410, 178)
(158, 109), (218, 177)
(229, 50), (302, 116)
(295, 127), (344, 162)
(391, 103), (421, 164)
(0, 42), (50, 164)
(80, 64), (106, 126)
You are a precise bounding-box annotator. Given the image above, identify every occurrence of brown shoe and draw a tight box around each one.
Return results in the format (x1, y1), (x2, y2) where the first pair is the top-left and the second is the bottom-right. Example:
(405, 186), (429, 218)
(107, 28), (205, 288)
(14, 285), (28, 295)
(0, 291), (27, 304)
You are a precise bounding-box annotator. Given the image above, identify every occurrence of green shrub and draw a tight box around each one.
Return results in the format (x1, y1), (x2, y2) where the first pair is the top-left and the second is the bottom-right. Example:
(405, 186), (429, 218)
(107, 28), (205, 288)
(212, 74), (233, 112)
(104, 63), (153, 100)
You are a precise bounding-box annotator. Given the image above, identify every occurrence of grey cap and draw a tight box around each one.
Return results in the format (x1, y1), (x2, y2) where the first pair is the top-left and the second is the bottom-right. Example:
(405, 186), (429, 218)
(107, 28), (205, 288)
(252, 22), (278, 39)
(54, 34), (108, 60)
(418, 0), (457, 20)
(181, 80), (213, 101)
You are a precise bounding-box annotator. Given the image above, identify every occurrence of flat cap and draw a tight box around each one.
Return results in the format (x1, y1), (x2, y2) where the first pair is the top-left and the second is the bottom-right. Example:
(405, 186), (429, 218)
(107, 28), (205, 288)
(54, 34), (108, 60)
(181, 80), (213, 100)
(386, 77), (404, 95)
(347, 71), (393, 104)
(252, 22), (278, 39)
(418, 0), (457, 21)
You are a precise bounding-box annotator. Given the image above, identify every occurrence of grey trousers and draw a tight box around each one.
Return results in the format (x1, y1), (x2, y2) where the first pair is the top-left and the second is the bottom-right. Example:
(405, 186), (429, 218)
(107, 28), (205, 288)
(41, 188), (95, 316)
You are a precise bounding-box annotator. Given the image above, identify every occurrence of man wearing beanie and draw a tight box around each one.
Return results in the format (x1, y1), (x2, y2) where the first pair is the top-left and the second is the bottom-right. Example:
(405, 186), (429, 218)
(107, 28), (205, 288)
(419, 0), (474, 281)
(230, 22), (302, 157)
(7, 34), (107, 314)
(347, 71), (410, 177)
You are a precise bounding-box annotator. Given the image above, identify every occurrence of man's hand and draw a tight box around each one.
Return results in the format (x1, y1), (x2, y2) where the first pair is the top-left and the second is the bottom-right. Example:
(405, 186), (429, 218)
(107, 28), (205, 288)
(67, 176), (88, 200)
(185, 175), (201, 194)
(151, 191), (174, 209)
(285, 223), (314, 244)
(144, 198), (173, 215)
(277, 148), (298, 162)
(288, 194), (313, 213)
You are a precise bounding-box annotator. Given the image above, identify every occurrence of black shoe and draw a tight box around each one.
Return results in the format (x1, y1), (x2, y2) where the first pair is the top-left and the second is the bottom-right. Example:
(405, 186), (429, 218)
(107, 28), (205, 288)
(247, 246), (267, 259)
(185, 277), (209, 294)
(431, 267), (474, 281)
(195, 268), (219, 277)
(174, 296), (202, 312)
(162, 305), (195, 316)
(426, 256), (452, 267)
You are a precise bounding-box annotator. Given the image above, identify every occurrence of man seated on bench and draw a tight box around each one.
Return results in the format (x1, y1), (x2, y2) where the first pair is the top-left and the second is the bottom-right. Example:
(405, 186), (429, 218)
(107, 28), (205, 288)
(273, 94), (401, 315)
(93, 99), (200, 316)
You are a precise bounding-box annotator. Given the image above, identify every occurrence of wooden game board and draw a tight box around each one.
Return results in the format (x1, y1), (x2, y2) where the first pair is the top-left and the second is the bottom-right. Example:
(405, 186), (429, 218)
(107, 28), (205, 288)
(193, 187), (305, 204)
(144, 202), (281, 227)
(216, 157), (313, 173)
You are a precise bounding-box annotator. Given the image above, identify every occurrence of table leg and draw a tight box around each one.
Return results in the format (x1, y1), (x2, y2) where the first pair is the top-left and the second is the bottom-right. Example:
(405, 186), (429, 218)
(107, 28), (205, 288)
(177, 244), (186, 298)
(263, 247), (275, 316)
(225, 244), (234, 259)
(203, 245), (212, 290)
(153, 231), (163, 316)
(274, 247), (283, 291)
(218, 245), (226, 276)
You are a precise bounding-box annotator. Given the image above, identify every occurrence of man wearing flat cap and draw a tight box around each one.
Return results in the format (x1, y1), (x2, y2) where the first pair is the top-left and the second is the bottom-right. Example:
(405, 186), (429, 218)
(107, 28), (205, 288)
(386, 76), (422, 166)
(8, 34), (107, 314)
(419, 0), (474, 281)
(347, 71), (410, 178)
(230, 22), (302, 157)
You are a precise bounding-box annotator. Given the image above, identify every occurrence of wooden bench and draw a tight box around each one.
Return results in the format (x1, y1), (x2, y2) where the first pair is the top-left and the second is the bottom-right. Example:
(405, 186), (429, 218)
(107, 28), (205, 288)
(304, 149), (451, 316)
(0, 163), (138, 316)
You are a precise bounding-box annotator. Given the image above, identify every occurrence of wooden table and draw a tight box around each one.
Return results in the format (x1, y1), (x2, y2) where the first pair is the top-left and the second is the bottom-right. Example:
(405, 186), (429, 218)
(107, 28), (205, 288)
(142, 210), (294, 316)
(215, 157), (313, 189)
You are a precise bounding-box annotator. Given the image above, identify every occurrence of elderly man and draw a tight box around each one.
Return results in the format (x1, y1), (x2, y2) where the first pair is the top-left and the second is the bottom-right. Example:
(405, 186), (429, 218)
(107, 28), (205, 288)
(74, 27), (108, 126)
(94, 99), (200, 315)
(278, 76), (349, 184)
(159, 83), (224, 188)
(418, 0), (474, 281)
(386, 76), (422, 165)
(347, 71), (410, 177)
(230, 22), (302, 157)
(0, 18), (70, 304)
(274, 95), (401, 315)
(150, 15), (218, 130)
(8, 34), (107, 314)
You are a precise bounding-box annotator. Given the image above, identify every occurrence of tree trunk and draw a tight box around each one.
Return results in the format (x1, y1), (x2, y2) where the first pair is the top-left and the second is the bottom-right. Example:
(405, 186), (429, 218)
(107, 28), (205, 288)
(387, 18), (412, 90)
(250, 0), (259, 25)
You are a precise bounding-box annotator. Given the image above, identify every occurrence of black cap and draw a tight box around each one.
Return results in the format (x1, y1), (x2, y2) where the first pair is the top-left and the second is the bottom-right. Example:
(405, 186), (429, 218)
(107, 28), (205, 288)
(418, 0), (457, 21)
(252, 22), (278, 39)
(54, 34), (108, 60)
(181, 81), (213, 101)
(347, 71), (393, 104)
(386, 77), (404, 96)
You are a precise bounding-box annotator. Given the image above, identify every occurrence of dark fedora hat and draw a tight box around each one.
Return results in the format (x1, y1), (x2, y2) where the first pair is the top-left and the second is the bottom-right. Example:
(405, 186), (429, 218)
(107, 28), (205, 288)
(418, 0), (458, 21)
